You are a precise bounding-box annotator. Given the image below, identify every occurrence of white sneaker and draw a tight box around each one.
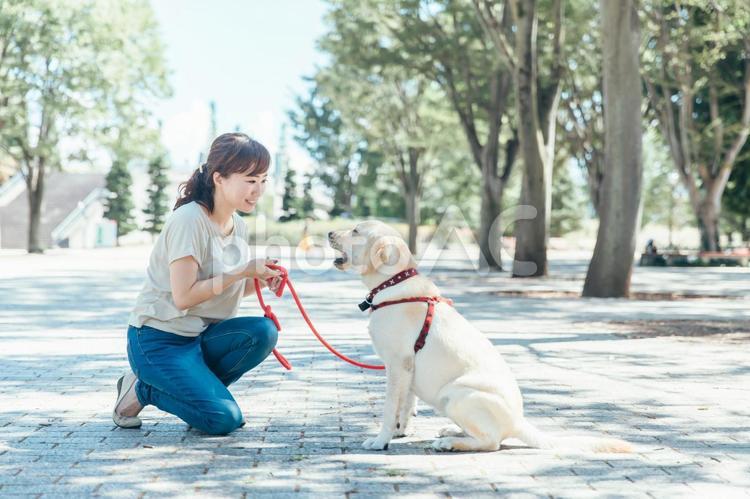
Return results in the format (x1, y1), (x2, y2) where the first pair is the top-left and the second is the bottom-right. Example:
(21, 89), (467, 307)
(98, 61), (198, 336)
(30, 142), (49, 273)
(112, 372), (142, 429)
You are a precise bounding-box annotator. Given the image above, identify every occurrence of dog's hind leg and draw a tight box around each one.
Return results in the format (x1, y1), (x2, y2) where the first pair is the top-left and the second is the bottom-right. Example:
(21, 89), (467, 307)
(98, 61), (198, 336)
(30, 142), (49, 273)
(437, 425), (465, 438)
(431, 391), (510, 452)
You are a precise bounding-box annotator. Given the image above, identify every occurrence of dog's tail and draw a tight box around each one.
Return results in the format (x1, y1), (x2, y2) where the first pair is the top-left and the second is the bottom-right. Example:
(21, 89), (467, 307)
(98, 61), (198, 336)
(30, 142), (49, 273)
(513, 418), (633, 453)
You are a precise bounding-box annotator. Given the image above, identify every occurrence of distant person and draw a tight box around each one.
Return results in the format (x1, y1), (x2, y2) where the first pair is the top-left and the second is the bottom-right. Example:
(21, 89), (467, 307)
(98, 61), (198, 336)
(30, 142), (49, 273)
(112, 133), (284, 435)
(645, 239), (658, 255)
(299, 217), (314, 252)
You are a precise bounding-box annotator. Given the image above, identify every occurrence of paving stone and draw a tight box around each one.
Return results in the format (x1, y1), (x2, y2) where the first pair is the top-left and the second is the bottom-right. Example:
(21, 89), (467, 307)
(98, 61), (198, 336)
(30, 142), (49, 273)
(0, 247), (749, 497)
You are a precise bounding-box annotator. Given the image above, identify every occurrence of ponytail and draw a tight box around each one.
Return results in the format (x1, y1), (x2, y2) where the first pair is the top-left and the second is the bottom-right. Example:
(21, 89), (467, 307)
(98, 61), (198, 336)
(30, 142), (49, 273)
(174, 163), (215, 211)
(173, 132), (271, 213)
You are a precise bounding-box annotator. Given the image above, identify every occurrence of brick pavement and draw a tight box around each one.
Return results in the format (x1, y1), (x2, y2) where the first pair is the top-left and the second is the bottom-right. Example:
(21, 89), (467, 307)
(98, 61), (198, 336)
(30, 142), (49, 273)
(0, 246), (749, 498)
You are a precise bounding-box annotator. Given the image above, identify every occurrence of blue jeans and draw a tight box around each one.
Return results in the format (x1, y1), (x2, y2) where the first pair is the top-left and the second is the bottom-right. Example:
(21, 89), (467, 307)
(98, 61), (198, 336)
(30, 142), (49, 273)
(127, 316), (278, 435)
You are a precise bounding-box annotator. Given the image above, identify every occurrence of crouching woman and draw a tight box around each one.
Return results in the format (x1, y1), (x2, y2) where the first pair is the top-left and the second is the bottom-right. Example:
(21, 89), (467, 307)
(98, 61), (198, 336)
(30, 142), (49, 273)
(112, 133), (283, 435)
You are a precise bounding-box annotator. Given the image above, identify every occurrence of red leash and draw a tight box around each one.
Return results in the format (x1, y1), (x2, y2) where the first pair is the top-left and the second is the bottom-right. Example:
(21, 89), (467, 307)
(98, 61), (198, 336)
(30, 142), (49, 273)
(253, 264), (385, 371)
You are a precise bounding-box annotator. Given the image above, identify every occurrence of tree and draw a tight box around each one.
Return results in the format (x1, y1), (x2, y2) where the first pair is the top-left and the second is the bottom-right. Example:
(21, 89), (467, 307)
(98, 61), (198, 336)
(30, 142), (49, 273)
(582, 0), (643, 298)
(723, 159), (750, 243)
(641, 131), (692, 248)
(313, 59), (450, 254)
(473, 0), (566, 277)
(557, 0), (605, 215)
(143, 155), (170, 236)
(288, 83), (358, 218)
(642, 1), (750, 251)
(105, 159), (137, 242)
(280, 166), (301, 221)
(550, 160), (586, 237)
(322, 0), (518, 270)
(0, 0), (170, 253)
(300, 172), (316, 218)
(350, 148), (409, 219)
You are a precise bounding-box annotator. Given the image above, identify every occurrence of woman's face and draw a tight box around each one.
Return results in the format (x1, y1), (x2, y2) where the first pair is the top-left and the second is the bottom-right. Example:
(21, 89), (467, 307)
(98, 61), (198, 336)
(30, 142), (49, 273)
(215, 169), (268, 212)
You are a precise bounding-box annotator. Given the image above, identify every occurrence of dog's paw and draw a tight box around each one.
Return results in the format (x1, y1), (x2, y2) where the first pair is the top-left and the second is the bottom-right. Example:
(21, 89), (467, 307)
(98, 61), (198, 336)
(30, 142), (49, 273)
(437, 425), (465, 438)
(362, 436), (390, 451)
(431, 437), (461, 452)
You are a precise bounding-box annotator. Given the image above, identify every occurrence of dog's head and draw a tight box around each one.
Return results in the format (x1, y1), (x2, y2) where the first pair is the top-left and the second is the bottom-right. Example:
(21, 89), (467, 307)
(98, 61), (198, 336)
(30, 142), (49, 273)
(327, 220), (416, 276)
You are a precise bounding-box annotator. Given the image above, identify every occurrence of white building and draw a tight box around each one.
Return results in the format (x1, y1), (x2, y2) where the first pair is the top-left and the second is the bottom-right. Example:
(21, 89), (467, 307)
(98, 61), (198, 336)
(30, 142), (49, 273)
(0, 172), (114, 250)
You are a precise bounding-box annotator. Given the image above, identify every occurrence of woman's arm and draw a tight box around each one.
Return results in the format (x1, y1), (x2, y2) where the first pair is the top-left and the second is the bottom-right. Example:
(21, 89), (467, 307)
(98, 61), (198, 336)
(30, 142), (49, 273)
(170, 256), (279, 310)
(243, 277), (264, 297)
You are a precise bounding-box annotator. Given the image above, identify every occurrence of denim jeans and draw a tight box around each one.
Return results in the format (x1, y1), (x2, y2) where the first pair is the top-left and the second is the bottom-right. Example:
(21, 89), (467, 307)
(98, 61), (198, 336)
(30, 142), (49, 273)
(127, 316), (278, 435)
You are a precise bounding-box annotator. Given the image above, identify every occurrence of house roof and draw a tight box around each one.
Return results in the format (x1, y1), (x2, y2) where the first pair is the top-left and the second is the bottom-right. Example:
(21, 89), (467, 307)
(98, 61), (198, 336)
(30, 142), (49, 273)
(0, 171), (106, 250)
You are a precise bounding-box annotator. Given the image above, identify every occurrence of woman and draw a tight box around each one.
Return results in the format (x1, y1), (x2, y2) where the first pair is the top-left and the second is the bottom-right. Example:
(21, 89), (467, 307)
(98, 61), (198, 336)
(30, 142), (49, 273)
(112, 132), (283, 435)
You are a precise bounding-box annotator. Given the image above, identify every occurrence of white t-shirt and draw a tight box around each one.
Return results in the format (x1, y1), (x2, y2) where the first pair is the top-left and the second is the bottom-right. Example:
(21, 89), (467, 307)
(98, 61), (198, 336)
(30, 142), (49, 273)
(128, 201), (251, 337)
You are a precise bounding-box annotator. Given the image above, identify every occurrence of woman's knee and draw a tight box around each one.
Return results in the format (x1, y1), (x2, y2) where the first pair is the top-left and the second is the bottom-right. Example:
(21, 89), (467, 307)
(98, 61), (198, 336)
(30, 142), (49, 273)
(257, 317), (278, 353)
(200, 400), (243, 435)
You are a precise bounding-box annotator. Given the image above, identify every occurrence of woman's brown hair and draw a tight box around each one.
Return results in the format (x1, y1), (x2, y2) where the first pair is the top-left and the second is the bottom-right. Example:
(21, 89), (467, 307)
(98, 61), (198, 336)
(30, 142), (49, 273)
(174, 132), (271, 212)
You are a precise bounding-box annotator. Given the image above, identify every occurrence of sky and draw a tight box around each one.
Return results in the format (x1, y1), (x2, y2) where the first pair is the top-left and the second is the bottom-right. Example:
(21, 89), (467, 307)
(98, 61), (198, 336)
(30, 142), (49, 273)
(150, 0), (329, 174)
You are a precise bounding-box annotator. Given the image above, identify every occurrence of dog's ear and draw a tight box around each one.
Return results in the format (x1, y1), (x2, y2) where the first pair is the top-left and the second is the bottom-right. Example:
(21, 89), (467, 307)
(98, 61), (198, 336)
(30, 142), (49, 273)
(367, 236), (413, 273)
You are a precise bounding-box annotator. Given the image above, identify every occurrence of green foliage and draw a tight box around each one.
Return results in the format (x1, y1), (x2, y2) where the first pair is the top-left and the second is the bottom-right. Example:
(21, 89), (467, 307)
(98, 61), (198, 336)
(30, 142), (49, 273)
(641, 1), (750, 249)
(301, 173), (316, 218)
(550, 160), (587, 237)
(0, 0), (170, 250)
(557, 0), (604, 212)
(723, 160), (750, 242)
(641, 132), (693, 239)
(419, 128), (482, 228)
(105, 160), (137, 238)
(288, 82), (358, 217)
(143, 155), (170, 234)
(280, 167), (302, 221)
(0, 0), (170, 166)
(351, 149), (405, 219)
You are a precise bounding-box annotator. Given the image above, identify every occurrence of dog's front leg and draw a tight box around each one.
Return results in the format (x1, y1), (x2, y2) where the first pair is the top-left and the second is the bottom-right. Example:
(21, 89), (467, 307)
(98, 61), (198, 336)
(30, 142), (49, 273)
(395, 356), (417, 438)
(394, 385), (416, 438)
(362, 365), (412, 450)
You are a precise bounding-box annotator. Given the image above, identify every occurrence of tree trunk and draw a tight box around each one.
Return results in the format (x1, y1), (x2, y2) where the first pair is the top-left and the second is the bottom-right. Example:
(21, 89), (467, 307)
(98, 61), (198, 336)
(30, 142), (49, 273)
(479, 165), (504, 270)
(405, 147), (422, 255)
(512, 0), (549, 277)
(586, 155), (604, 217)
(397, 147), (422, 256)
(405, 189), (419, 255)
(26, 158), (46, 254)
(582, 0), (642, 298)
(441, 1), (514, 272)
(697, 197), (721, 252)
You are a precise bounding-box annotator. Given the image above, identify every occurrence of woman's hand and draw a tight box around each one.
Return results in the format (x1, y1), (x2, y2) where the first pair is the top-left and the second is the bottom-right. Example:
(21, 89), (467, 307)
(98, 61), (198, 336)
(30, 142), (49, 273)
(265, 275), (284, 294)
(243, 257), (281, 281)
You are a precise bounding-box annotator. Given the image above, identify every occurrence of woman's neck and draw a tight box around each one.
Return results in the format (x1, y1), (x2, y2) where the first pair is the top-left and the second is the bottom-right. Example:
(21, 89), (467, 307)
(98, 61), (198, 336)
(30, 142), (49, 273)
(207, 197), (235, 234)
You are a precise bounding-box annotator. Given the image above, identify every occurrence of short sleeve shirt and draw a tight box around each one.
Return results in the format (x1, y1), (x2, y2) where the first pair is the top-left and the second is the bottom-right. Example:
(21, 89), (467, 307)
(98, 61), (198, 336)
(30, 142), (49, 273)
(128, 201), (251, 337)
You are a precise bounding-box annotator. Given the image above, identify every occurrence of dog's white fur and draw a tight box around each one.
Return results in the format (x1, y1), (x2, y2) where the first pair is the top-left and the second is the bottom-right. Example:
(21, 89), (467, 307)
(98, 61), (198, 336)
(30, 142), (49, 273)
(328, 220), (632, 453)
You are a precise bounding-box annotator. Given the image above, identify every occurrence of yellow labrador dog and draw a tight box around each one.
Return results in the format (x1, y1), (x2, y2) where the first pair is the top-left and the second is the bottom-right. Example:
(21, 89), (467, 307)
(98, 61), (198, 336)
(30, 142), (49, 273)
(328, 220), (632, 453)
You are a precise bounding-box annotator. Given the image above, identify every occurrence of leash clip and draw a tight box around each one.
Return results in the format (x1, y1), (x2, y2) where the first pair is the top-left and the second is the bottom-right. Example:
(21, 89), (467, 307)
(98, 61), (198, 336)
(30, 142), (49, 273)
(358, 297), (372, 312)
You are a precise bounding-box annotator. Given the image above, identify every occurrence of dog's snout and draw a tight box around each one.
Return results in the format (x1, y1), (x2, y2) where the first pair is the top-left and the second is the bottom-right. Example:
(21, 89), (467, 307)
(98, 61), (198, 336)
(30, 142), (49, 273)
(328, 231), (334, 240)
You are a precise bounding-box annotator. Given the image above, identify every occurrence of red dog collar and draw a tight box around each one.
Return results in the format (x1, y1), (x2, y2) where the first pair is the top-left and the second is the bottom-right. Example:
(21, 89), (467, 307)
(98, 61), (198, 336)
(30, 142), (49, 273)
(358, 268), (419, 311)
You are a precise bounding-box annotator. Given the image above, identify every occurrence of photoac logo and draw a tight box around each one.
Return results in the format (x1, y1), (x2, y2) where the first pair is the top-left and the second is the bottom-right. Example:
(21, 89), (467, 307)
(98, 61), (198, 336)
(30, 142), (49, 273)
(206, 233), (252, 295)
(236, 204), (540, 278)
